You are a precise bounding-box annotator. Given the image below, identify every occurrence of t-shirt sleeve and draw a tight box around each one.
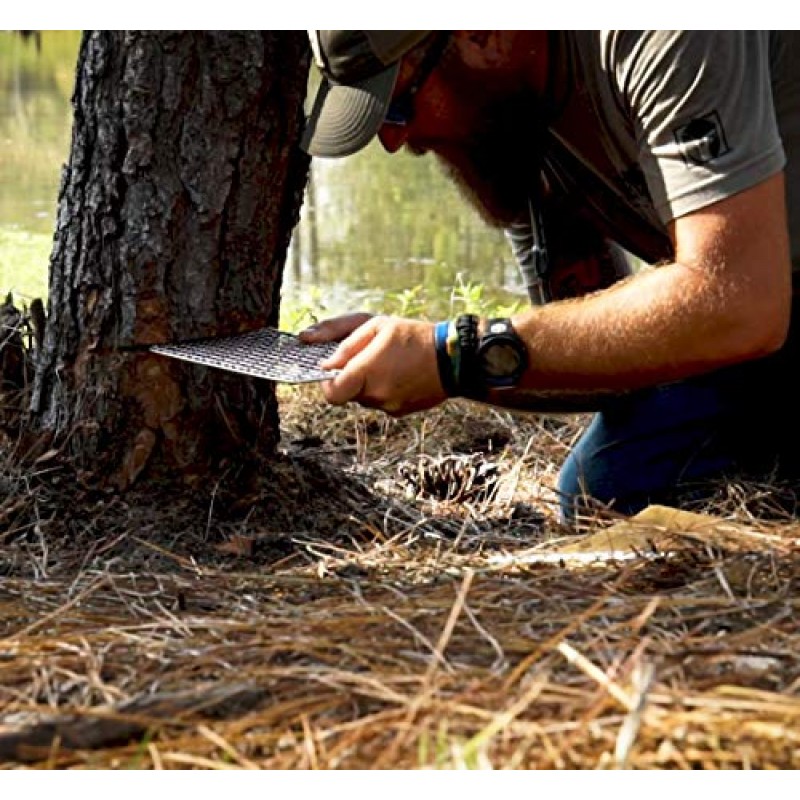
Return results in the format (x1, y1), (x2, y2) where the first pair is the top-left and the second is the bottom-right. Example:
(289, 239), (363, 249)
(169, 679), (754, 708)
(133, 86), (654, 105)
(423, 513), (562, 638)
(608, 31), (785, 223)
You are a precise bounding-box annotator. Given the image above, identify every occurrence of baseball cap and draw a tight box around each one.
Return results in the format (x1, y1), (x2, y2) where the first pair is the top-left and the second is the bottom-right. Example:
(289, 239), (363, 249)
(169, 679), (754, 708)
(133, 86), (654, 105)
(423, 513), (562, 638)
(302, 30), (431, 158)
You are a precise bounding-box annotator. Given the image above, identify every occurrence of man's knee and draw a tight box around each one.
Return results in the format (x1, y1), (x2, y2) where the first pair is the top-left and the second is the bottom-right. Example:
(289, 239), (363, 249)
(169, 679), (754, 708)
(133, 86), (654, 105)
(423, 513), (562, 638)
(556, 438), (638, 522)
(555, 405), (722, 522)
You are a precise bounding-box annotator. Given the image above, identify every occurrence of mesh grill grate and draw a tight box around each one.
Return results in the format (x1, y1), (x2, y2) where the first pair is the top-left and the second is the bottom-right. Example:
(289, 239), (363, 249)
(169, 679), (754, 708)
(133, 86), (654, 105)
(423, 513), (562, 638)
(150, 328), (340, 383)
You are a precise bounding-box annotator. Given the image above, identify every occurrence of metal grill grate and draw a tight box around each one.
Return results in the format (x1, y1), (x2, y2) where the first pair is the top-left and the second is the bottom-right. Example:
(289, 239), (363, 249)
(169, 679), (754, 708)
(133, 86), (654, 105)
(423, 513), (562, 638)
(150, 328), (340, 383)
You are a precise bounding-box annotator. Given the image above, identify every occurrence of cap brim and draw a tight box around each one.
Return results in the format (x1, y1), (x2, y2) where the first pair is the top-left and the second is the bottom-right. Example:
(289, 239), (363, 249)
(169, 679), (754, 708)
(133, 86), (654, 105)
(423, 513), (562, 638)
(301, 64), (399, 158)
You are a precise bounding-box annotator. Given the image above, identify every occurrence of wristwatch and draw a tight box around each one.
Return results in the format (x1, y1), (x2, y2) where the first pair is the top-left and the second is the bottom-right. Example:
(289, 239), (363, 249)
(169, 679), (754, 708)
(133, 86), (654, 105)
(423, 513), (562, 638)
(477, 318), (528, 389)
(454, 315), (528, 397)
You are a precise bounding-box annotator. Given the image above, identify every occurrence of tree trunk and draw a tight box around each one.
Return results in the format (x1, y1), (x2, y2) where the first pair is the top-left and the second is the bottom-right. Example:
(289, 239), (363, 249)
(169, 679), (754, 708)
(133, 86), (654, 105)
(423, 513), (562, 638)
(31, 31), (310, 487)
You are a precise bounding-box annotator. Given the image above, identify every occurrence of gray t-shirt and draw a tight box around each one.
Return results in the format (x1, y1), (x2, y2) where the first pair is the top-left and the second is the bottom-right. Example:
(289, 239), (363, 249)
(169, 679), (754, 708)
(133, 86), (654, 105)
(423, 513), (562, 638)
(509, 30), (800, 298)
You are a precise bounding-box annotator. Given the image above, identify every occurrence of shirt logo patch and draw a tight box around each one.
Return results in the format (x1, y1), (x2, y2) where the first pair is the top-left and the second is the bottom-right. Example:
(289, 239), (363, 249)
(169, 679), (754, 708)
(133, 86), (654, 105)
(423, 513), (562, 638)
(674, 112), (730, 167)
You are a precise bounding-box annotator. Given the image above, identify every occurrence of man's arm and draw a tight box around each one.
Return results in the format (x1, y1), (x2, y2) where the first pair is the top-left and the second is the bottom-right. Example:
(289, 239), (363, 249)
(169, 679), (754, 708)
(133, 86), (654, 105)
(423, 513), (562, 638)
(302, 172), (791, 416)
(504, 171), (790, 398)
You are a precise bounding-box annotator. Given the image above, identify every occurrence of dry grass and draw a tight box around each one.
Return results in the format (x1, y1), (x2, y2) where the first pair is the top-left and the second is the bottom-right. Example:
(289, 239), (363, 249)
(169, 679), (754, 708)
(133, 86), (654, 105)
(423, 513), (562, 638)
(1, 385), (800, 769)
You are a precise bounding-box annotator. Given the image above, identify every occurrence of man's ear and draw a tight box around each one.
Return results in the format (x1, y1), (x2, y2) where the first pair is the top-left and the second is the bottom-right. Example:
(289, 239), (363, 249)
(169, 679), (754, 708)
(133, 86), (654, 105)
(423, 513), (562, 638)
(452, 31), (512, 70)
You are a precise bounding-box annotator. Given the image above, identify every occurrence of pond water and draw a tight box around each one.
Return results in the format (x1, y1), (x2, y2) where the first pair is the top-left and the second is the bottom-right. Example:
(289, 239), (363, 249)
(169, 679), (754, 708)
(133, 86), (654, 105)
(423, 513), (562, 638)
(0, 32), (525, 326)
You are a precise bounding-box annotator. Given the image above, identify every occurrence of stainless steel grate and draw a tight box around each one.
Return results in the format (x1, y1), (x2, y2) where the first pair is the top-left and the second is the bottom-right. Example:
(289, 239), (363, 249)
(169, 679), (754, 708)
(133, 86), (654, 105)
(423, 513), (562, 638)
(150, 328), (340, 383)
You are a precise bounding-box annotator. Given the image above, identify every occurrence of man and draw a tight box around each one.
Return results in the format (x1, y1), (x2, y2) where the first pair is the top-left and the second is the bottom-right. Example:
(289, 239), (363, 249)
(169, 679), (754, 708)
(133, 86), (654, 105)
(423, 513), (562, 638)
(299, 31), (800, 519)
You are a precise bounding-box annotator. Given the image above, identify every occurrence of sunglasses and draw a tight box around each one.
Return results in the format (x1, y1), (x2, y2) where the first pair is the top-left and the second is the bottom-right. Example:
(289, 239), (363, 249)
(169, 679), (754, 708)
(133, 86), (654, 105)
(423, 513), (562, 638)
(384, 32), (451, 127)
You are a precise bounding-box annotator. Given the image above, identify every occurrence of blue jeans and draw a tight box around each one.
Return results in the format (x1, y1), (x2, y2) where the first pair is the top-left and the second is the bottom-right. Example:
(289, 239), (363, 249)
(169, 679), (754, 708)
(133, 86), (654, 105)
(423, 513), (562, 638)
(557, 317), (800, 520)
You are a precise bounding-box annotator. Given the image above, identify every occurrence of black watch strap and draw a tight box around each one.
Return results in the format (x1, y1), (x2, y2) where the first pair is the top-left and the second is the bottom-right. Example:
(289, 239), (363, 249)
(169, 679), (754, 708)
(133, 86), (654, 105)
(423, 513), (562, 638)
(454, 314), (484, 399)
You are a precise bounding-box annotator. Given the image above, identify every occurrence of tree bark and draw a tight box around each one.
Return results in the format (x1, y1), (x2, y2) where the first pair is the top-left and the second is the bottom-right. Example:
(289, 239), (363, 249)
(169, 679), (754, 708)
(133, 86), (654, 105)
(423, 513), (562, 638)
(31, 31), (310, 487)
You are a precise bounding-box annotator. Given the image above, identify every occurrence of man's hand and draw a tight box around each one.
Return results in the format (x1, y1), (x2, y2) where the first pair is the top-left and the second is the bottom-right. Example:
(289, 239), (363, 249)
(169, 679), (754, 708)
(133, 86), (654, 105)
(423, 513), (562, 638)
(299, 314), (447, 416)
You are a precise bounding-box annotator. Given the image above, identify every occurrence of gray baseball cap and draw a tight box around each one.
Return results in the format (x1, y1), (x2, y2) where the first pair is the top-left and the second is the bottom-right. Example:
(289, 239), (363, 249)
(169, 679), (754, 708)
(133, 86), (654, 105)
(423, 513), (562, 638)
(302, 30), (431, 158)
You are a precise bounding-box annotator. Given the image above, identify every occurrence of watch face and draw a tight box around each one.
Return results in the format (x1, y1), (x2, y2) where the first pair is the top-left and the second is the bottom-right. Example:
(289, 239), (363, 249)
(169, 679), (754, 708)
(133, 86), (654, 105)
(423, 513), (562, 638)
(483, 341), (524, 378)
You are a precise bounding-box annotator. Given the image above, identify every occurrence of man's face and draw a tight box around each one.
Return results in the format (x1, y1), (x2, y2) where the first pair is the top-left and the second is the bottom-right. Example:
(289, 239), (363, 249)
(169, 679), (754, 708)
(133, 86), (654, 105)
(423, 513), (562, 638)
(378, 40), (541, 228)
(427, 92), (540, 229)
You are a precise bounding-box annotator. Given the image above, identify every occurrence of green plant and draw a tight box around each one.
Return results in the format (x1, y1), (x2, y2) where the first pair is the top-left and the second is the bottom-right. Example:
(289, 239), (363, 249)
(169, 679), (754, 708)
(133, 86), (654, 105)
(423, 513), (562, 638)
(385, 284), (429, 318)
(449, 274), (525, 319)
(417, 721), (495, 770)
(279, 285), (327, 332)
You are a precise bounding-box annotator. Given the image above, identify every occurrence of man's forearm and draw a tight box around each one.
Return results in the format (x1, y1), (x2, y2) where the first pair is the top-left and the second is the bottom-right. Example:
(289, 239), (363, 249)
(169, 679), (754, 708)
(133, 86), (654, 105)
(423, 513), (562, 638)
(489, 257), (787, 412)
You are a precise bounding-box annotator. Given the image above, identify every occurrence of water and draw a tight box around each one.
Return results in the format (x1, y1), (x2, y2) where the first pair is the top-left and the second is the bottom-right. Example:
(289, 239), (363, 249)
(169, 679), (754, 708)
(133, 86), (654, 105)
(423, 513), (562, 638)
(0, 31), (78, 302)
(0, 32), (525, 322)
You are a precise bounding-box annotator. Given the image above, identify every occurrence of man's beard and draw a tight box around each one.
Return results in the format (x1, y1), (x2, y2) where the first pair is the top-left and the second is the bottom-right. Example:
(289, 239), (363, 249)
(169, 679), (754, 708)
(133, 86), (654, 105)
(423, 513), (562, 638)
(418, 93), (543, 229)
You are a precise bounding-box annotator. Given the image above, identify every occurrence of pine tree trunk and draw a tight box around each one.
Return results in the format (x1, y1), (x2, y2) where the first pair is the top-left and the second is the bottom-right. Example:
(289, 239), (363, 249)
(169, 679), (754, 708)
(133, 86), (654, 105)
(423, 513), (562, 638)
(31, 31), (310, 487)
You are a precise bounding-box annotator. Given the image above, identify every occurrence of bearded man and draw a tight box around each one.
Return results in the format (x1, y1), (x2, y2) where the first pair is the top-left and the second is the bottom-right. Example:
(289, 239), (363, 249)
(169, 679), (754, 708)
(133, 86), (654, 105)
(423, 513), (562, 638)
(299, 31), (800, 519)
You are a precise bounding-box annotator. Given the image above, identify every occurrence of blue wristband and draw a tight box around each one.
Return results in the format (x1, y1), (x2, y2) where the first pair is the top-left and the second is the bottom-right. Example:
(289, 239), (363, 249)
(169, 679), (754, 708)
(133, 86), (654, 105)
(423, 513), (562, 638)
(435, 320), (457, 396)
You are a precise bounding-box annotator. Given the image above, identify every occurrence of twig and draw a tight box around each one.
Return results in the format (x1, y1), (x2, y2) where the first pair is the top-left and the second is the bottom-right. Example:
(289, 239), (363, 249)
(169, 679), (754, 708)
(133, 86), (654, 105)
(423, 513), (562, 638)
(556, 640), (635, 712)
